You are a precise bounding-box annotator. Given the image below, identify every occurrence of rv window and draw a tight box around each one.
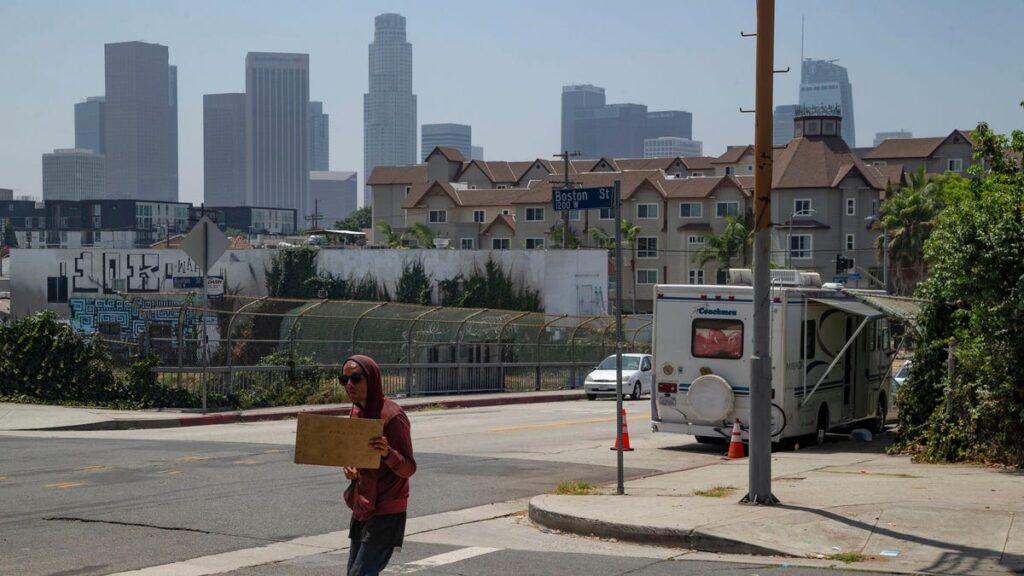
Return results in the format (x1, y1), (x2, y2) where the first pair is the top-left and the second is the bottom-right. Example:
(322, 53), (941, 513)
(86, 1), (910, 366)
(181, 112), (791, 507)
(692, 318), (744, 359)
(801, 320), (816, 360)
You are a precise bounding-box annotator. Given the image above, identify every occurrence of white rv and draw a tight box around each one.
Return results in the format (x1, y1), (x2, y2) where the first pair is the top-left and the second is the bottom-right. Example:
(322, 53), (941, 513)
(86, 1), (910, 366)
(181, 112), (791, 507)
(650, 270), (892, 446)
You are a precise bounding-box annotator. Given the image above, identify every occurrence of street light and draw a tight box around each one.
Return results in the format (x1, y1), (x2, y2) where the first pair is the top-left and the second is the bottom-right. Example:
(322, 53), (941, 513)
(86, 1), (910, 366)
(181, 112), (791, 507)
(786, 208), (816, 268)
(866, 214), (889, 293)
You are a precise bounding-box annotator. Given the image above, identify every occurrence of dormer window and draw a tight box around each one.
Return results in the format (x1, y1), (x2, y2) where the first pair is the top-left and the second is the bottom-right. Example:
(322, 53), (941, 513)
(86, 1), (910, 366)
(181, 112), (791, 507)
(805, 120), (821, 135)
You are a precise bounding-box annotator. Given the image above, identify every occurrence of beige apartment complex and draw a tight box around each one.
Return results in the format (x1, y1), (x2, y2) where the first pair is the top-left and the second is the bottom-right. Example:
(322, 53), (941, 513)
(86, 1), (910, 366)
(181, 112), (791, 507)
(368, 111), (977, 312)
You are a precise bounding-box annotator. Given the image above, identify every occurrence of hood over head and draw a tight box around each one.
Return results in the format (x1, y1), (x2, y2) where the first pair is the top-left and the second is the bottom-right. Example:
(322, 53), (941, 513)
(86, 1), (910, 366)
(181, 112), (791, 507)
(344, 354), (384, 419)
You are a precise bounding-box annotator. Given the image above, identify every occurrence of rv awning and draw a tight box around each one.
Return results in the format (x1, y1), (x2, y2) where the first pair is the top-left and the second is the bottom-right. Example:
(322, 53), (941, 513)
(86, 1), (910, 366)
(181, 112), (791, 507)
(842, 290), (925, 323)
(809, 298), (885, 319)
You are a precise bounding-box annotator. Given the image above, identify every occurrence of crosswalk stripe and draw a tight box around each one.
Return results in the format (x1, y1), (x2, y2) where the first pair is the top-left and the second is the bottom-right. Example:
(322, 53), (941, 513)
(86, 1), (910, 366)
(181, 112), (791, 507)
(389, 547), (501, 573)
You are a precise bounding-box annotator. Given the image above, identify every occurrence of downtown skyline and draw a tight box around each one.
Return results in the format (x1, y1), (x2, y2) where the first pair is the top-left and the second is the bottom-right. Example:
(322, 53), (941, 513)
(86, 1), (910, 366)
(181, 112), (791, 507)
(1, 0), (1022, 207)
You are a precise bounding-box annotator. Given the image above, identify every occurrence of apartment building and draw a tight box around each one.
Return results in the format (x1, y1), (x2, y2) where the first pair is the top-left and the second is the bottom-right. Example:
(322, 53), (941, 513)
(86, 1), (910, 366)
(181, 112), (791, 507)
(861, 129), (976, 175)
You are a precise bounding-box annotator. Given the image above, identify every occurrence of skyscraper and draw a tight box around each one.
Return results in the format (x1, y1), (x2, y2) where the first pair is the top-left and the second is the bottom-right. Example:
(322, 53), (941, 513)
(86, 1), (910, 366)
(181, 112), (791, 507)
(773, 104), (799, 145)
(203, 93), (246, 207)
(645, 110), (693, 141)
(309, 171), (358, 228)
(471, 146), (484, 160)
(874, 130), (913, 147)
(799, 59), (856, 146)
(644, 137), (703, 158)
(561, 84), (606, 153)
(421, 123), (471, 161)
(246, 52), (310, 220)
(364, 13), (416, 208)
(168, 65), (178, 200)
(42, 149), (106, 202)
(574, 103), (648, 159)
(104, 41), (176, 201)
(74, 96), (106, 154)
(309, 101), (330, 171)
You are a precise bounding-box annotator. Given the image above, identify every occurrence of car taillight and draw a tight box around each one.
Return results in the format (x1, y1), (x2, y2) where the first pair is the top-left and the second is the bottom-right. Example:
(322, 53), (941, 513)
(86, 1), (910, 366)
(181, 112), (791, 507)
(658, 383), (677, 394)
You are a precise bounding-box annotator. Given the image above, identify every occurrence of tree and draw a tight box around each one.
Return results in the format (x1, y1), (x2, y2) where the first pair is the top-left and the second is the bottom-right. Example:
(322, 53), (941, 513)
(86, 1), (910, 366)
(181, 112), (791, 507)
(336, 206), (372, 232)
(694, 216), (751, 283)
(591, 219), (641, 312)
(548, 224), (581, 249)
(2, 221), (17, 249)
(375, 222), (404, 248)
(409, 223), (435, 248)
(875, 167), (944, 296)
(891, 111), (1024, 466)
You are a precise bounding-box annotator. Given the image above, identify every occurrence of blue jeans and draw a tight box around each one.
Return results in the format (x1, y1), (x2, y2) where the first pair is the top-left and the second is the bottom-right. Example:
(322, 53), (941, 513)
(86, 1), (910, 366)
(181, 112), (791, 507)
(347, 513), (405, 576)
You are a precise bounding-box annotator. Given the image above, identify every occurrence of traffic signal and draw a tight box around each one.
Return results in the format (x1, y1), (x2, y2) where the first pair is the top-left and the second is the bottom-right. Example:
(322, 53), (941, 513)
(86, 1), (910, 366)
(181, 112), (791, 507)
(835, 255), (849, 275)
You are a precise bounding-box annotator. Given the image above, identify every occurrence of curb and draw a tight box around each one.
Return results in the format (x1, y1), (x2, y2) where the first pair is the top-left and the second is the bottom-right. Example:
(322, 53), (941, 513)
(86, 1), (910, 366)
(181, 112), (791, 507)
(528, 498), (789, 557)
(24, 392), (585, 432)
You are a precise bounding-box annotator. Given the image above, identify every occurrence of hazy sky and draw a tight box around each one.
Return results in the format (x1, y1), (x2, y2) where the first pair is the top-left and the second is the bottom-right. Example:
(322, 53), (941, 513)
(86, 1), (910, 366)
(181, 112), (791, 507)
(1, 0), (1022, 206)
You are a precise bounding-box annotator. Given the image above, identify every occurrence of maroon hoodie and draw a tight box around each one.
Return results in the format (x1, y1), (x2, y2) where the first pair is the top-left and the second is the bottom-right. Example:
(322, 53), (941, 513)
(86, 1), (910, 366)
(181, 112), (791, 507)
(342, 355), (416, 521)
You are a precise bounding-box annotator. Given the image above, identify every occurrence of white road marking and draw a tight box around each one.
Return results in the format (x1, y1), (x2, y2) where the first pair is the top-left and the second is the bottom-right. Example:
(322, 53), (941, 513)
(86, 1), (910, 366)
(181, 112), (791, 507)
(388, 547), (500, 573)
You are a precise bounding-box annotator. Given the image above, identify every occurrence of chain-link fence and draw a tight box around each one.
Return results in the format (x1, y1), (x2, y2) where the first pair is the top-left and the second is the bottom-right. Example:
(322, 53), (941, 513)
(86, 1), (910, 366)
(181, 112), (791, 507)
(83, 294), (652, 404)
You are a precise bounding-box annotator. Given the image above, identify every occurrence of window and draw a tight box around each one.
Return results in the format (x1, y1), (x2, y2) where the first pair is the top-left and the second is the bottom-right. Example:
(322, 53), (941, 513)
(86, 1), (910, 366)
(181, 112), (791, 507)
(502, 209), (511, 215)
(460, 238), (475, 249)
(599, 207), (613, 220)
(688, 235), (706, 245)
(871, 199), (878, 215)
(568, 210), (581, 221)
(674, 172), (682, 178)
(637, 237), (658, 258)
(404, 186), (412, 197)
(871, 161), (887, 167)
(641, 357), (652, 371)
(473, 210), (486, 223)
(525, 207), (545, 222)
(428, 210), (447, 223)
(716, 201), (739, 218)
(746, 165), (753, 173)
(679, 203), (702, 218)
(690, 171), (704, 177)
(846, 198), (856, 216)
(725, 166), (736, 176)
(496, 184), (509, 189)
(794, 199), (812, 215)
(692, 318), (744, 359)
(790, 234), (812, 259)
(688, 269), (705, 284)
(525, 238), (545, 249)
(637, 203), (659, 219)
(948, 158), (963, 173)
(636, 269), (658, 285)
(801, 320), (816, 360)
(491, 238), (510, 250)
(846, 234), (855, 251)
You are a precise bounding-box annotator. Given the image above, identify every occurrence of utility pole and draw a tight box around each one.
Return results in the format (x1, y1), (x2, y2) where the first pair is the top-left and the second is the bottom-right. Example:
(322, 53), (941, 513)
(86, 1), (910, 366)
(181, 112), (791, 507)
(554, 151), (580, 248)
(743, 0), (779, 506)
(304, 199), (323, 232)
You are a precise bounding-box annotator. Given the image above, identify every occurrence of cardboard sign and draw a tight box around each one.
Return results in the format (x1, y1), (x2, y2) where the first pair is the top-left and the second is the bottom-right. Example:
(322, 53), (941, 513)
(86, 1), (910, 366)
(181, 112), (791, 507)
(294, 413), (383, 469)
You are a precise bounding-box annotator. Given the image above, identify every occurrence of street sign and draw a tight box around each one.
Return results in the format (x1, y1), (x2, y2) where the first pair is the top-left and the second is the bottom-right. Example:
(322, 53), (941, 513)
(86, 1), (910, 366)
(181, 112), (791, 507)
(173, 276), (203, 289)
(832, 276), (848, 283)
(847, 272), (862, 281)
(206, 276), (225, 300)
(181, 216), (229, 275)
(552, 186), (615, 211)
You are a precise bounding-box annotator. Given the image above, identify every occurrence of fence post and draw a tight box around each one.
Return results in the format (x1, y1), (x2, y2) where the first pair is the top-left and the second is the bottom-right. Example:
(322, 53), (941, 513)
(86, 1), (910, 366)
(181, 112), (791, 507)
(570, 316), (600, 390)
(177, 302), (186, 390)
(454, 309), (488, 393)
(536, 315), (568, 392)
(498, 312), (530, 392)
(945, 336), (956, 420)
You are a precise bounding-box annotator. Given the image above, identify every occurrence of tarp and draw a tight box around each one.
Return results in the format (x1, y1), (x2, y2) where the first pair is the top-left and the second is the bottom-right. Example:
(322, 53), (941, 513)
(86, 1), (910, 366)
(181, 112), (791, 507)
(842, 290), (926, 323)
(810, 297), (886, 319)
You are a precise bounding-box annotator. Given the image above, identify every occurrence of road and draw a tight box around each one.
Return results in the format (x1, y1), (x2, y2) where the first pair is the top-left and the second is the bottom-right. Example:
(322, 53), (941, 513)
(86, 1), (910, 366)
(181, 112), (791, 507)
(0, 398), (892, 575)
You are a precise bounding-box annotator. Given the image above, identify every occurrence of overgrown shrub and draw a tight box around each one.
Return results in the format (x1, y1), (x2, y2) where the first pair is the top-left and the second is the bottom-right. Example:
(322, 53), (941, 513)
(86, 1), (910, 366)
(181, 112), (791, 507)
(440, 258), (540, 312)
(395, 260), (432, 305)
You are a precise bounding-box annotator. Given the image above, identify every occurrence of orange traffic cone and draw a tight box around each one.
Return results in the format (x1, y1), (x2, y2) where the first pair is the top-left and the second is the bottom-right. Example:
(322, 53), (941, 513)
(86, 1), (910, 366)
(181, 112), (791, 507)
(610, 408), (634, 451)
(727, 419), (746, 459)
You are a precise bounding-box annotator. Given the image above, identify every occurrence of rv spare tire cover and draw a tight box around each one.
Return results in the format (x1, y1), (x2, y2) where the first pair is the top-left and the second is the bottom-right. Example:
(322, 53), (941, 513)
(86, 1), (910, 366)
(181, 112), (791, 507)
(687, 374), (735, 423)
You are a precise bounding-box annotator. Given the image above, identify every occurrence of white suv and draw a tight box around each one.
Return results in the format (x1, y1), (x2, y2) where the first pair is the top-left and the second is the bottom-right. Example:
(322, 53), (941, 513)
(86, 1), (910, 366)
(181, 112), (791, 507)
(584, 353), (653, 400)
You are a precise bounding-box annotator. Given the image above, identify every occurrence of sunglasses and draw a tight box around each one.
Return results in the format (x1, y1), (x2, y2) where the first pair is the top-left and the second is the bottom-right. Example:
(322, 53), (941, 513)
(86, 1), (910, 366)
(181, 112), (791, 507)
(339, 372), (365, 385)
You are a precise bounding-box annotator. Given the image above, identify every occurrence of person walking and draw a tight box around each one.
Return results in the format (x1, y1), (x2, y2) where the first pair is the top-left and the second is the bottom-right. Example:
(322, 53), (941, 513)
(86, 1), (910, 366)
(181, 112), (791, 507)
(341, 354), (416, 576)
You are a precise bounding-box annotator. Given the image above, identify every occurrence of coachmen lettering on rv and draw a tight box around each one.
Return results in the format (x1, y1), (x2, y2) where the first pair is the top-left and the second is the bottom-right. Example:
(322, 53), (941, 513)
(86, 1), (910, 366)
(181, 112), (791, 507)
(651, 269), (894, 447)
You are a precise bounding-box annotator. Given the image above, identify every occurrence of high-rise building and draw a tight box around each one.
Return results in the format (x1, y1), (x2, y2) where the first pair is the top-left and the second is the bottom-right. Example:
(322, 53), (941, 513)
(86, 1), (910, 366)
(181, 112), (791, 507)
(471, 146), (484, 161)
(309, 101), (330, 171)
(309, 171), (358, 228)
(246, 52), (310, 220)
(203, 93), (247, 207)
(644, 137), (703, 159)
(104, 41), (176, 201)
(168, 65), (178, 198)
(645, 110), (693, 141)
(874, 130), (913, 147)
(421, 123), (471, 161)
(773, 104), (799, 145)
(42, 149), (106, 202)
(74, 96), (106, 154)
(561, 84), (606, 153)
(364, 13), (417, 207)
(799, 59), (855, 146)
(0, 188), (15, 201)
(574, 103), (648, 159)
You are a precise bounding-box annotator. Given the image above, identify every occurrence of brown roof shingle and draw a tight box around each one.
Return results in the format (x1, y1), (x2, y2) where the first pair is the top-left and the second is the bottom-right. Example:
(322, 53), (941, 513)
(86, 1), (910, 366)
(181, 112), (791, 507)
(366, 165), (428, 186)
(863, 137), (945, 160)
(480, 213), (516, 235)
(712, 145), (754, 164)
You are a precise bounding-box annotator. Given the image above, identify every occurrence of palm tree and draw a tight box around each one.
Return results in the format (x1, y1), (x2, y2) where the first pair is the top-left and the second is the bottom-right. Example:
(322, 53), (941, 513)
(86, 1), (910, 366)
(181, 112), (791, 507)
(549, 224), (581, 249)
(875, 167), (940, 295)
(375, 222), (404, 249)
(592, 219), (642, 312)
(410, 222), (435, 248)
(694, 216), (751, 283)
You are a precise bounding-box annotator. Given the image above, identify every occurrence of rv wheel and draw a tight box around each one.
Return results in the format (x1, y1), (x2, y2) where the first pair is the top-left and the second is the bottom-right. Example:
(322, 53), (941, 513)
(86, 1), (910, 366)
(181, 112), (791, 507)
(868, 394), (887, 434)
(814, 405), (829, 447)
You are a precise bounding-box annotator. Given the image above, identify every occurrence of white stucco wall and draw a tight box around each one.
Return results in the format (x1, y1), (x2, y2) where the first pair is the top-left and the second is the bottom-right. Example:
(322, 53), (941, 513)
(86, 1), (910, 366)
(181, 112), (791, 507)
(11, 248), (608, 318)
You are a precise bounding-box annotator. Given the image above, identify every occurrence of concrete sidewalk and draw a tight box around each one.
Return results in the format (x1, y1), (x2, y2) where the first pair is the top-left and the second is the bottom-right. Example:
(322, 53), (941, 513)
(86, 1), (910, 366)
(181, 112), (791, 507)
(0, 389), (585, 431)
(530, 435), (1024, 575)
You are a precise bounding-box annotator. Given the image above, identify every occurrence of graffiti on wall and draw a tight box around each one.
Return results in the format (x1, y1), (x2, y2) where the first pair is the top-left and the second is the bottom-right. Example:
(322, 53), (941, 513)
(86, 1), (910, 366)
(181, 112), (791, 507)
(69, 296), (216, 343)
(48, 251), (204, 304)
